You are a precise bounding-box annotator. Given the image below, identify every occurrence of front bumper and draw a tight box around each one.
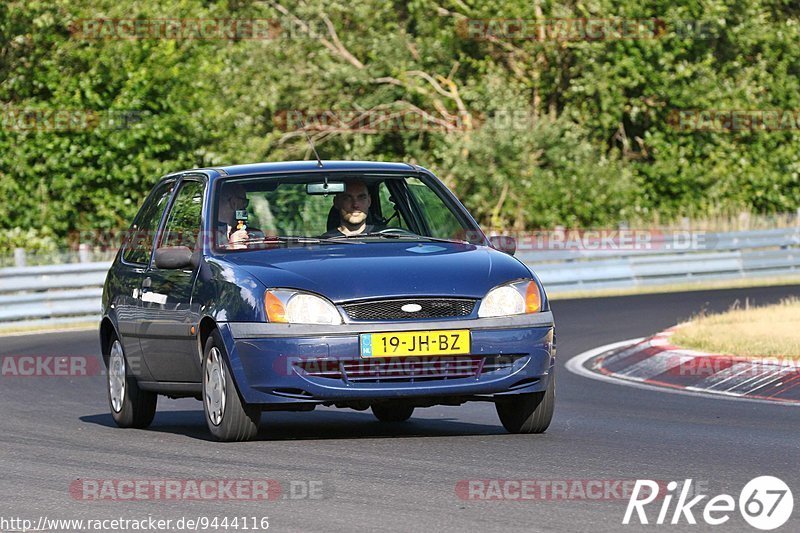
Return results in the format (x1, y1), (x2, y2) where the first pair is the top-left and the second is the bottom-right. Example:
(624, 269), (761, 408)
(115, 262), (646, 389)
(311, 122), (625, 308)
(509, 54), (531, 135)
(218, 312), (555, 406)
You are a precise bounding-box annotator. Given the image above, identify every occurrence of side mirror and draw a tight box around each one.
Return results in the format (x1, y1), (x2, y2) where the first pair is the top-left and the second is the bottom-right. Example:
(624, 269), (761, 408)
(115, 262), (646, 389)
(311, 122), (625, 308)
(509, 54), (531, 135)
(489, 235), (516, 256)
(154, 246), (194, 269)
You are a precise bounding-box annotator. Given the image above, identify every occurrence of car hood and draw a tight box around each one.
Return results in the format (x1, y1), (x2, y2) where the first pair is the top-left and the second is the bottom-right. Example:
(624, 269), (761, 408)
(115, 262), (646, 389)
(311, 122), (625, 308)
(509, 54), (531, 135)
(220, 241), (532, 302)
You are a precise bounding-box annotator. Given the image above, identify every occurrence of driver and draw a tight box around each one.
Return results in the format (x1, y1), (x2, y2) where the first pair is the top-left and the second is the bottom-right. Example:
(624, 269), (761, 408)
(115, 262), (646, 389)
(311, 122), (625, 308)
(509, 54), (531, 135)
(321, 180), (377, 237)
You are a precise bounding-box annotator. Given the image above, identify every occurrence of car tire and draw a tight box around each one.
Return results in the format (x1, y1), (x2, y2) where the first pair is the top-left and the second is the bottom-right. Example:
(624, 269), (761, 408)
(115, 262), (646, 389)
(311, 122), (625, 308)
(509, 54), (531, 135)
(495, 373), (555, 434)
(372, 402), (415, 422)
(202, 330), (261, 442)
(107, 336), (157, 429)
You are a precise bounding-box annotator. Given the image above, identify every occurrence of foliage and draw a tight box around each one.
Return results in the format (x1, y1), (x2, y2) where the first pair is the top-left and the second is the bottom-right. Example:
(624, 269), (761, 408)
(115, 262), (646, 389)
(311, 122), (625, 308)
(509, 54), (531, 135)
(1, 0), (799, 250)
(0, 226), (58, 256)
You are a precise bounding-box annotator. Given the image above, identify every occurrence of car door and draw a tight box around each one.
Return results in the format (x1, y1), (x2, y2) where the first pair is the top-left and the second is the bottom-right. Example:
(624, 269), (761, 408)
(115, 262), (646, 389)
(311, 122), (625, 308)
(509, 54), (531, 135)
(114, 179), (176, 379)
(138, 177), (206, 383)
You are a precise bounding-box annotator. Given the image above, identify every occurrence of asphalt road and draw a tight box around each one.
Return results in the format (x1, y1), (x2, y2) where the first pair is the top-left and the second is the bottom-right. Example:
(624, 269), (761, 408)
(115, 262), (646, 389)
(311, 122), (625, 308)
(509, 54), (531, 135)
(2, 285), (799, 533)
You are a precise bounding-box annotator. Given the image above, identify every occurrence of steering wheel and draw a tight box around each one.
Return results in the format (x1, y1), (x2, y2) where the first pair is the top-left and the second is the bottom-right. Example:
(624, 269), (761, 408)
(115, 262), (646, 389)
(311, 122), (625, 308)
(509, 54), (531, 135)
(375, 227), (417, 236)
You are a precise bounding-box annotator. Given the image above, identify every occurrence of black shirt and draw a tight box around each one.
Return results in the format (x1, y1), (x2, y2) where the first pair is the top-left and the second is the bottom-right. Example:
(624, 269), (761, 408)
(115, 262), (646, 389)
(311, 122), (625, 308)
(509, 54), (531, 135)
(320, 224), (376, 238)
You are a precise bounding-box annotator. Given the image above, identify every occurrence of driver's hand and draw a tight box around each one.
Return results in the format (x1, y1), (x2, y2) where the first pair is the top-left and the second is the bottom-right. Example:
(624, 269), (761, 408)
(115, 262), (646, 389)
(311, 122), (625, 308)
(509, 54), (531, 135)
(228, 229), (249, 249)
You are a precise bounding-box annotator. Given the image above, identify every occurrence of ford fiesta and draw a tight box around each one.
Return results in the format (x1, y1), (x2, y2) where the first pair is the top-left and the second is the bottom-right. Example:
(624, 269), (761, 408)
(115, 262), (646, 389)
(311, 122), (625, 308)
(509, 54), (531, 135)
(100, 161), (555, 441)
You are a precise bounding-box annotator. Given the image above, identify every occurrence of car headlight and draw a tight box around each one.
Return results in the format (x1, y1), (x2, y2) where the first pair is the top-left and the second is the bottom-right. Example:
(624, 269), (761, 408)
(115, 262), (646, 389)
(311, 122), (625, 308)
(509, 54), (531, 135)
(264, 289), (343, 325)
(478, 280), (542, 318)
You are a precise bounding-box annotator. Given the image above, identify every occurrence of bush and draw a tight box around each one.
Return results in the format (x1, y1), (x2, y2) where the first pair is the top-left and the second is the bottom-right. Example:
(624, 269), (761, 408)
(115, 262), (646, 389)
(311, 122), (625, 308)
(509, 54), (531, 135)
(1, 0), (799, 246)
(0, 226), (59, 255)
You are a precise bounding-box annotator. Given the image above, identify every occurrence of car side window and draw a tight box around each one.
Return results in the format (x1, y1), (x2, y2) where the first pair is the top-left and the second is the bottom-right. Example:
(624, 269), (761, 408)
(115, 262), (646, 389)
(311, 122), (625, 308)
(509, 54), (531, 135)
(377, 182), (409, 229)
(406, 178), (463, 239)
(122, 181), (174, 265)
(159, 180), (205, 251)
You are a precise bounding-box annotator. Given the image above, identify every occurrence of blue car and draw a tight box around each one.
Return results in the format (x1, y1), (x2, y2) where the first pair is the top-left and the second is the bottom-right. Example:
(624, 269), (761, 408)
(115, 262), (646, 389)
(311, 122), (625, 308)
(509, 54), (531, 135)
(100, 161), (555, 441)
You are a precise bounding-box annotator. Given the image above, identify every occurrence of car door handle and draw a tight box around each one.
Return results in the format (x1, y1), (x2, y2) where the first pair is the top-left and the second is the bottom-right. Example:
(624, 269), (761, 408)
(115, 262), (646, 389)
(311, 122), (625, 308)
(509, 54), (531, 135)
(142, 277), (152, 290)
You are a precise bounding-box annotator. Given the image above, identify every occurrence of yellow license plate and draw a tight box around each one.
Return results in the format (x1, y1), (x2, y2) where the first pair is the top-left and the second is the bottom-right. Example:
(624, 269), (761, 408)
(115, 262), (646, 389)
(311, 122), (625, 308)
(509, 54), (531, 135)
(360, 330), (470, 358)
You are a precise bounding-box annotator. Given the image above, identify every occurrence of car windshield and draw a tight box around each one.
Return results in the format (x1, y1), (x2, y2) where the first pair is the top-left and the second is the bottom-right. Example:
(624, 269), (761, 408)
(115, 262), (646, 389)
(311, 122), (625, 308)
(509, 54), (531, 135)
(213, 173), (482, 251)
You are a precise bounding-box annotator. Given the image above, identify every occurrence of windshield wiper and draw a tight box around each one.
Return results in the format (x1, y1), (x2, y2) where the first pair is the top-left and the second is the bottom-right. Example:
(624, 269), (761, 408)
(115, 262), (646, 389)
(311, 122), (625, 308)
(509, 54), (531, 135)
(237, 235), (363, 246)
(419, 236), (471, 245)
(336, 232), (403, 239)
(332, 232), (470, 245)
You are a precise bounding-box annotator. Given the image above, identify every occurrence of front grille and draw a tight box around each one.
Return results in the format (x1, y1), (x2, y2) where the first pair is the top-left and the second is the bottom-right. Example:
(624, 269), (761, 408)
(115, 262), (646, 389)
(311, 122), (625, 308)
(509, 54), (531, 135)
(294, 355), (521, 383)
(342, 298), (476, 321)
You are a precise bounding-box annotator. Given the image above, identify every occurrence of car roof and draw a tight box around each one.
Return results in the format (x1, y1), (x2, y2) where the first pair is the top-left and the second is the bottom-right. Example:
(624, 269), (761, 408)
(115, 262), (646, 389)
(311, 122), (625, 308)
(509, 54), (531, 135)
(170, 160), (420, 180)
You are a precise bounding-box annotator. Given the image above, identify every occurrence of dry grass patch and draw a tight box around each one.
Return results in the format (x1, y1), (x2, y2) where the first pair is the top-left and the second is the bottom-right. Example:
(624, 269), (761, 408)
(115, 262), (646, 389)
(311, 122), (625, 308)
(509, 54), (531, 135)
(0, 321), (96, 337)
(548, 275), (800, 301)
(671, 298), (800, 357)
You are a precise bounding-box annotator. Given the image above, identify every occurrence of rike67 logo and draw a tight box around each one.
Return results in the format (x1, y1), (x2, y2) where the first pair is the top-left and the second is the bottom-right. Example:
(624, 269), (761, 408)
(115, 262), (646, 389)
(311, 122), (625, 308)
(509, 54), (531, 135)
(624, 476), (794, 530)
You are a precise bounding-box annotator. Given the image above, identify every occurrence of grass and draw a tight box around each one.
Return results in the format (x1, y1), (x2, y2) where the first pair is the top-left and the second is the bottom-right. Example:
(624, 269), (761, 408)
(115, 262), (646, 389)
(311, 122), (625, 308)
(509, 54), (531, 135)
(548, 274), (800, 300)
(629, 210), (800, 232)
(0, 321), (97, 337)
(671, 298), (800, 357)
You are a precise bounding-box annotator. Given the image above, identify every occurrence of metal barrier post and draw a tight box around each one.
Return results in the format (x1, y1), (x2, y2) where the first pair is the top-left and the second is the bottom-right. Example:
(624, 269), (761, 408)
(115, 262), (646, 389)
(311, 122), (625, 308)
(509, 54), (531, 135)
(13, 248), (26, 267)
(78, 244), (91, 263)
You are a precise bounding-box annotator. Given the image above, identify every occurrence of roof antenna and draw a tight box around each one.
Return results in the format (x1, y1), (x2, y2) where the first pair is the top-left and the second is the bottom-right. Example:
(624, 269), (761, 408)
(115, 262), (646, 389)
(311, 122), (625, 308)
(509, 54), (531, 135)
(301, 122), (323, 167)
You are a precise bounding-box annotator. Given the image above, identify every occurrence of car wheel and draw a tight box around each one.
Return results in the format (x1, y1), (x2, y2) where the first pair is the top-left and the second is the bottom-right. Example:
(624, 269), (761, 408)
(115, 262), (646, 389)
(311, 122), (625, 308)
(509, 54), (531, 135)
(202, 330), (261, 441)
(495, 373), (555, 434)
(371, 402), (415, 422)
(107, 337), (157, 429)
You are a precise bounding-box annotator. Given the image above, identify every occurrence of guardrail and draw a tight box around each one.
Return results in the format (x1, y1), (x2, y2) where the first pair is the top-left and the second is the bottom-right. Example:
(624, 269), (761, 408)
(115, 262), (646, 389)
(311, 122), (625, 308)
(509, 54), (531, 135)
(517, 227), (800, 292)
(0, 227), (798, 330)
(0, 262), (109, 327)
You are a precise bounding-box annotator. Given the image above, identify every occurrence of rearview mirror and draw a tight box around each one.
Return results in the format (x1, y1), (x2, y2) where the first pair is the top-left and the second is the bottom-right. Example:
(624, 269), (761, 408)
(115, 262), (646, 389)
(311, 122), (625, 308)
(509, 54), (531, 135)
(307, 181), (346, 195)
(154, 246), (194, 269)
(489, 235), (516, 256)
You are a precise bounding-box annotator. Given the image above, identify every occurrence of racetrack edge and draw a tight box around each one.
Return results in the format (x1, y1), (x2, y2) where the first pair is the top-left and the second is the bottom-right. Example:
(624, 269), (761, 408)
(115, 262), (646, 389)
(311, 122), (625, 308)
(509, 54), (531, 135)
(566, 337), (800, 407)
